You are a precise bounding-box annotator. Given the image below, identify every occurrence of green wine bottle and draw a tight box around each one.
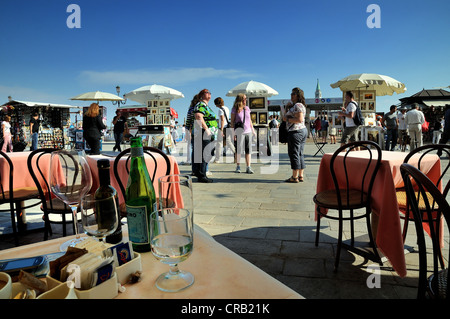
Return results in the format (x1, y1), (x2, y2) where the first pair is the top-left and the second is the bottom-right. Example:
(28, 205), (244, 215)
(125, 136), (157, 252)
(94, 159), (122, 244)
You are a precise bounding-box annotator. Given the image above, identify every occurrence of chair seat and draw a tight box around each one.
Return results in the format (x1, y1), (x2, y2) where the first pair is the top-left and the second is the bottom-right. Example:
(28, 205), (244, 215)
(314, 189), (368, 210)
(429, 268), (448, 299)
(1, 187), (39, 202)
(44, 198), (72, 213)
(397, 190), (438, 211)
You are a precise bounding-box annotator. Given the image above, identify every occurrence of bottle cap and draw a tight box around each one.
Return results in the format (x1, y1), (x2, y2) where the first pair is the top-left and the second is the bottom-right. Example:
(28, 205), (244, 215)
(97, 159), (110, 169)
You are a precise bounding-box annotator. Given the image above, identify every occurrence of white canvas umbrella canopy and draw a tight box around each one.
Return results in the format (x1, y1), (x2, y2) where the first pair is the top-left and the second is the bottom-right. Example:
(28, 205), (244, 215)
(330, 73), (407, 96)
(70, 91), (125, 101)
(124, 84), (184, 104)
(226, 80), (279, 97)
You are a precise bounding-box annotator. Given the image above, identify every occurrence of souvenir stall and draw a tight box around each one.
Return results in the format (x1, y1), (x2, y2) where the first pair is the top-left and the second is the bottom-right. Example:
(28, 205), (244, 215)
(226, 81), (279, 157)
(330, 73), (407, 149)
(116, 103), (176, 154)
(0, 100), (78, 151)
(124, 85), (184, 154)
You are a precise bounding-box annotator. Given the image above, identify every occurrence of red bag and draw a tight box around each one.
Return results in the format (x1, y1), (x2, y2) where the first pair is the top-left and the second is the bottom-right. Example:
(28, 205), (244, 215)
(422, 121), (429, 132)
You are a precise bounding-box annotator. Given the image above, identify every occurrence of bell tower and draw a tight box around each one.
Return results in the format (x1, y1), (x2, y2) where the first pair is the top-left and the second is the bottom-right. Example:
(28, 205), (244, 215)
(315, 79), (322, 99)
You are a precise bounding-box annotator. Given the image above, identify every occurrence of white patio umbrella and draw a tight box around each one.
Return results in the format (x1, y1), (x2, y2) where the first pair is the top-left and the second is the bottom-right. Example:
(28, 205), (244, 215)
(330, 73), (407, 96)
(226, 80), (279, 97)
(70, 91), (125, 102)
(124, 84), (184, 104)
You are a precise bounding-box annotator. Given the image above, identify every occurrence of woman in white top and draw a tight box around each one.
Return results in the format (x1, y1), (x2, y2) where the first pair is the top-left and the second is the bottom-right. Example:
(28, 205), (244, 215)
(1, 115), (13, 152)
(283, 87), (308, 183)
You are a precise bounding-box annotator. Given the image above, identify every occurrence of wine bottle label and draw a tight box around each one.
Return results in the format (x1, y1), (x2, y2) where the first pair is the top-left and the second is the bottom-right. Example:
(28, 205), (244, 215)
(126, 204), (149, 244)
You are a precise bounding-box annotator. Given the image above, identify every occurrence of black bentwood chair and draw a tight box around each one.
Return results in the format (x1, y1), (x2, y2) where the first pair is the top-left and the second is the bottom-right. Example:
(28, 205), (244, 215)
(400, 163), (449, 299)
(27, 148), (77, 239)
(396, 144), (450, 246)
(113, 146), (171, 218)
(314, 141), (382, 271)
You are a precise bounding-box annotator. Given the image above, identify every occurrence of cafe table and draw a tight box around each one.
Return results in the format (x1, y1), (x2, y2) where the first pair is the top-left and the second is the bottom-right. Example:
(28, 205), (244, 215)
(0, 226), (304, 299)
(316, 150), (441, 277)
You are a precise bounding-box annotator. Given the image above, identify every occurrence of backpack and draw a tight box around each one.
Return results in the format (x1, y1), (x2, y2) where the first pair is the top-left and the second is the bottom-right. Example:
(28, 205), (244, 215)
(350, 102), (364, 126)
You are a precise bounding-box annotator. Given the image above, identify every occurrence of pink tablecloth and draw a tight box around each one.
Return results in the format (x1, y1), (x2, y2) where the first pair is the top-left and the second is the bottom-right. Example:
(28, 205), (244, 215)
(86, 153), (180, 205)
(316, 151), (441, 277)
(0, 151), (47, 190)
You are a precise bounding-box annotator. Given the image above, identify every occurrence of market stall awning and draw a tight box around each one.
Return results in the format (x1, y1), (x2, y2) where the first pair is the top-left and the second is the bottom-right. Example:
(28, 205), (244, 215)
(422, 100), (450, 107)
(117, 105), (148, 112)
(1, 100), (81, 109)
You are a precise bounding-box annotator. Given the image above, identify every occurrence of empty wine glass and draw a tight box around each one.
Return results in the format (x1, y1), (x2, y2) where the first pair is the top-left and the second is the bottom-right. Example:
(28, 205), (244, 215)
(50, 149), (92, 250)
(81, 194), (118, 242)
(150, 208), (194, 292)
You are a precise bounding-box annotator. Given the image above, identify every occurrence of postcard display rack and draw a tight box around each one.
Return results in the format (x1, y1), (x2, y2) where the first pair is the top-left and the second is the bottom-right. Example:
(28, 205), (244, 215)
(137, 100), (175, 154)
(248, 97), (271, 157)
(349, 90), (385, 148)
(0, 104), (71, 151)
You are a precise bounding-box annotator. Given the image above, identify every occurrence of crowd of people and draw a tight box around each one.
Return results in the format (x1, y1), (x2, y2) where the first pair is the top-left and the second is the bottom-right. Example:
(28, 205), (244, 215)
(181, 87), (309, 183)
(308, 98), (450, 152)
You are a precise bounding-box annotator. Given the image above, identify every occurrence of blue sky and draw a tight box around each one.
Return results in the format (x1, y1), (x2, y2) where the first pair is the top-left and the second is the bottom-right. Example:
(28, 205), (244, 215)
(1, 0), (449, 126)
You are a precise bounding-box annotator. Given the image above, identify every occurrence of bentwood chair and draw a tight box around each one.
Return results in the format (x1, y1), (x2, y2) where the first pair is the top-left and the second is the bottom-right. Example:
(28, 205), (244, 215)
(314, 141), (382, 271)
(396, 144), (450, 246)
(400, 163), (449, 299)
(27, 148), (75, 239)
(113, 147), (171, 218)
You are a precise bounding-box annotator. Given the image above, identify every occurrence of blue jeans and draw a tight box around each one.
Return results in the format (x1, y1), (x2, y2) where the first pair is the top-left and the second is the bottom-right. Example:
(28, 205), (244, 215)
(385, 128), (398, 151)
(114, 132), (123, 151)
(287, 128), (307, 170)
(31, 132), (38, 151)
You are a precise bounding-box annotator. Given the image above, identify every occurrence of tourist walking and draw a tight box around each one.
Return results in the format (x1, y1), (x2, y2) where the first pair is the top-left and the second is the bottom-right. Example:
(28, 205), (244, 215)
(439, 104), (450, 145)
(328, 118), (337, 144)
(405, 103), (425, 151)
(213, 97), (235, 163)
(192, 89), (218, 183)
(382, 105), (399, 151)
(432, 116), (444, 144)
(231, 93), (256, 174)
(338, 91), (359, 146)
(1, 115), (13, 152)
(83, 103), (106, 155)
(112, 109), (128, 152)
(184, 94), (199, 165)
(29, 112), (40, 151)
(283, 87), (308, 183)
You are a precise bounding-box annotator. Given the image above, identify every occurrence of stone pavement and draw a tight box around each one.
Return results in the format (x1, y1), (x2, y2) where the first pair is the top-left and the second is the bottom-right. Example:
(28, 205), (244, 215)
(1, 139), (448, 299)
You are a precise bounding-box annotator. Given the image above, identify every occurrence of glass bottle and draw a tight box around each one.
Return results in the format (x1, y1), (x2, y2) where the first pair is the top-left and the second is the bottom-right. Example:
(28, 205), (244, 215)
(125, 136), (157, 252)
(94, 159), (122, 244)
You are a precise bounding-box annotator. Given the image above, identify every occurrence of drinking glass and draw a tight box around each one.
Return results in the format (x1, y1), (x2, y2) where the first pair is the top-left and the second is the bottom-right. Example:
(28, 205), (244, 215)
(158, 174), (193, 219)
(50, 149), (93, 250)
(150, 208), (194, 292)
(81, 194), (118, 242)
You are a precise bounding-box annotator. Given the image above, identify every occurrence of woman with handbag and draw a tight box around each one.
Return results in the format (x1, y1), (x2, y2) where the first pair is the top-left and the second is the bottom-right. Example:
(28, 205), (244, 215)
(283, 87), (308, 183)
(231, 93), (256, 174)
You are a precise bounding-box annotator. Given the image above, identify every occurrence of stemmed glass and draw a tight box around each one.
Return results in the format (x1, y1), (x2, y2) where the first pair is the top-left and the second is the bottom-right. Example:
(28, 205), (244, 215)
(150, 208), (194, 292)
(49, 149), (93, 250)
(81, 194), (118, 242)
(158, 174), (193, 219)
